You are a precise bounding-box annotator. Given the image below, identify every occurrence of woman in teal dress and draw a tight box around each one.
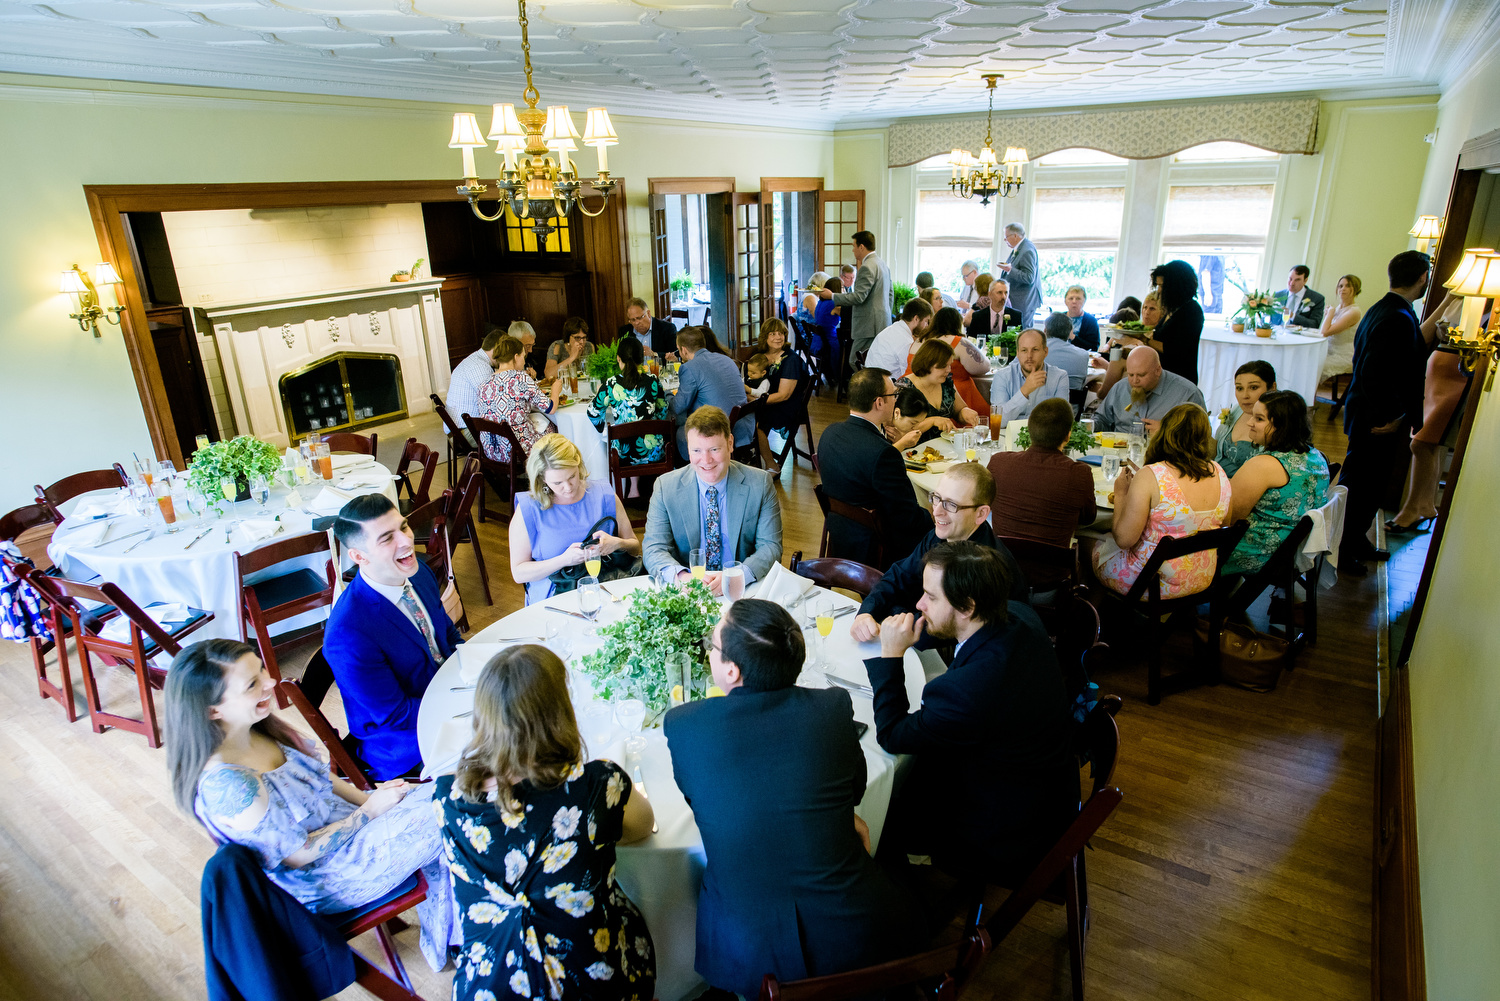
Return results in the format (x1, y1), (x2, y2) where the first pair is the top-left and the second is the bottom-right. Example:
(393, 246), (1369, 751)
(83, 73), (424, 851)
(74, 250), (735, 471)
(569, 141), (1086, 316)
(1215, 359), (1275, 478)
(587, 335), (669, 492)
(1225, 390), (1329, 575)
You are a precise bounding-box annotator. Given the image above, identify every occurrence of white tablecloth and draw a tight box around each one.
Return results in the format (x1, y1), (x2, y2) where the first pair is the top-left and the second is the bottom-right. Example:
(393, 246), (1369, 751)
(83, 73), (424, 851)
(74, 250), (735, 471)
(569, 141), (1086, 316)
(46, 460), (398, 643)
(1198, 327), (1329, 415)
(415, 575), (928, 1001)
(547, 403), (612, 481)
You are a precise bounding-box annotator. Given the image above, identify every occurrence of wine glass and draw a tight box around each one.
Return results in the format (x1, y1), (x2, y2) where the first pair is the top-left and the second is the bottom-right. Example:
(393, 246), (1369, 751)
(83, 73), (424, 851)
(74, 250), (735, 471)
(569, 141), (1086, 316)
(250, 474), (272, 510)
(613, 698), (646, 733)
(578, 576), (602, 622)
(688, 548), (707, 582)
(157, 459), (177, 483)
(814, 596), (835, 668)
(219, 476), (237, 506)
(584, 543), (602, 579)
(179, 482), (204, 524)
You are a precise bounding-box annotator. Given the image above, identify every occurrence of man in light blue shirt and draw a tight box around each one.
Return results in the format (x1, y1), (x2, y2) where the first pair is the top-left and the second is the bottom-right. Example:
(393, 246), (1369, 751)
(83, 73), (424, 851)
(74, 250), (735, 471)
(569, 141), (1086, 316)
(990, 329), (1070, 427)
(671, 326), (753, 454)
(1093, 346), (1206, 433)
(445, 328), (502, 443)
(1043, 313), (1093, 391)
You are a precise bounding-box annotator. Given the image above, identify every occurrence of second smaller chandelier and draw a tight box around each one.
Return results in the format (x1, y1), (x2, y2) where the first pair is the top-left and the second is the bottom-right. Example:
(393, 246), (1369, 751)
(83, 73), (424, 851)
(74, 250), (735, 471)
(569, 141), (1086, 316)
(949, 75), (1027, 204)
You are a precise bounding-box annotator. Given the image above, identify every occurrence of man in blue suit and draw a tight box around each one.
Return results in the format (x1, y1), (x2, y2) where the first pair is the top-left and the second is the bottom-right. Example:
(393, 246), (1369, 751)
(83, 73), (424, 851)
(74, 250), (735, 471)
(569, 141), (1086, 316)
(324, 494), (461, 780)
(670, 325), (753, 453)
(665, 599), (920, 997)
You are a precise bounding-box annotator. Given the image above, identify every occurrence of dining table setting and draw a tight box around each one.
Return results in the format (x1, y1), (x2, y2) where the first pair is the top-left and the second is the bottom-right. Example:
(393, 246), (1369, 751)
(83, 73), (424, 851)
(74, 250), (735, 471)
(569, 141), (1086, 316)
(538, 362), (684, 482)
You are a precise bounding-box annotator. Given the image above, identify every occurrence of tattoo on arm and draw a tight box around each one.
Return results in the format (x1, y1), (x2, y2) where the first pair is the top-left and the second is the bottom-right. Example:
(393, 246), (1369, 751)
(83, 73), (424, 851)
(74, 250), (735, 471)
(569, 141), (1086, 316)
(200, 767), (261, 821)
(297, 809), (371, 864)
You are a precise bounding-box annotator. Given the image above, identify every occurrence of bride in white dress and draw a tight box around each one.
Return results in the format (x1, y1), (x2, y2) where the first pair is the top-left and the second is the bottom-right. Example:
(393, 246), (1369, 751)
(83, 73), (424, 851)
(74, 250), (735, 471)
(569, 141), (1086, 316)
(1319, 274), (1364, 382)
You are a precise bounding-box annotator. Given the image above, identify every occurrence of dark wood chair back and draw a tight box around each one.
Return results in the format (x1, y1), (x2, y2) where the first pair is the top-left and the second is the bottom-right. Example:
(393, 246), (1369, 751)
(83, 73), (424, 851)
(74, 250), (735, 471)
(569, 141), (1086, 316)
(736, 344), (760, 364)
(320, 431), (377, 455)
(814, 484), (883, 564)
(1069, 386), (1088, 418)
(430, 392), (476, 489)
(34, 464), (130, 524)
(1120, 521), (1249, 604)
(233, 531), (337, 701)
(788, 553), (883, 599)
(998, 535), (1078, 595)
(2, 502), (57, 569)
(1078, 695), (1123, 795)
(729, 396), (766, 467)
(394, 437), (439, 509)
(1223, 514), (1319, 662)
(439, 457), (491, 607)
(607, 419), (679, 495)
(769, 367), (821, 470)
(760, 929), (990, 1001)
(462, 414), (528, 516)
(277, 651), (373, 791)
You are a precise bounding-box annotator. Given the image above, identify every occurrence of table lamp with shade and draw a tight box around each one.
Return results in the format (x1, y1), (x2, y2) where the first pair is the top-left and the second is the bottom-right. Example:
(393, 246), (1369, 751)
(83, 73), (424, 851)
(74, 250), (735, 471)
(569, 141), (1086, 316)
(1409, 215), (1443, 254)
(1444, 248), (1500, 390)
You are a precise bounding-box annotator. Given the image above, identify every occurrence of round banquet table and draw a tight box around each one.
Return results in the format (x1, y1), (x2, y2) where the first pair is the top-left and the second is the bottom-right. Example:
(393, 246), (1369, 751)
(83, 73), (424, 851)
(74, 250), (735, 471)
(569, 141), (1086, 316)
(46, 457), (399, 643)
(905, 436), (1116, 534)
(546, 402), (612, 481)
(416, 574), (929, 1001)
(1197, 326), (1329, 415)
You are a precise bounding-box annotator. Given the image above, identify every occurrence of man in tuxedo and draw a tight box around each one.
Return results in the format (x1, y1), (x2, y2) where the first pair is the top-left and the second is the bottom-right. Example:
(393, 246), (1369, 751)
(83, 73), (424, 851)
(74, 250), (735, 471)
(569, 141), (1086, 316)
(644, 405), (782, 593)
(998, 222), (1041, 327)
(1274, 265), (1326, 330)
(1339, 250), (1431, 574)
(324, 494), (462, 780)
(619, 296), (679, 359)
(865, 541), (1075, 883)
(665, 599), (920, 998)
(851, 462), (1028, 643)
(968, 277), (1023, 335)
(817, 368), (928, 569)
(864, 297), (934, 378)
(816, 231), (893, 358)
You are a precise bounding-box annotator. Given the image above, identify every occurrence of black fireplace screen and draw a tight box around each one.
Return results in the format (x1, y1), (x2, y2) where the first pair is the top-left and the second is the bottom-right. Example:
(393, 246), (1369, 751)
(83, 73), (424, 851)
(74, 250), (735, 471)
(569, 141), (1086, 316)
(279, 351), (407, 439)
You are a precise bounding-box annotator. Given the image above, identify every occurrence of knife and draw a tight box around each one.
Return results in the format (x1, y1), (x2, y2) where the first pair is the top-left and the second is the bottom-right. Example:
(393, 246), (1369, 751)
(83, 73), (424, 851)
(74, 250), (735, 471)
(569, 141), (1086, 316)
(632, 766), (658, 834)
(182, 527), (214, 550)
(545, 605), (594, 622)
(102, 526), (150, 547)
(823, 672), (873, 698)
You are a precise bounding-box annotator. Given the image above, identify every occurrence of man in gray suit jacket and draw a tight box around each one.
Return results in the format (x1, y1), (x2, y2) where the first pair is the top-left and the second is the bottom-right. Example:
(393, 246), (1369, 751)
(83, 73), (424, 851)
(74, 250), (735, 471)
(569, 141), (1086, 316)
(644, 405), (783, 594)
(817, 230), (893, 357)
(671, 325), (753, 454)
(999, 222), (1041, 328)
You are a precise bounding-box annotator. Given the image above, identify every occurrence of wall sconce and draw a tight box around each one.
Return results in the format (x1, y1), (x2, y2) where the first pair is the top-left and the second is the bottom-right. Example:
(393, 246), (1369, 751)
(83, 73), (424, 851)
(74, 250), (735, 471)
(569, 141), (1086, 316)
(1409, 215), (1443, 254)
(1444, 248), (1500, 391)
(60, 263), (125, 337)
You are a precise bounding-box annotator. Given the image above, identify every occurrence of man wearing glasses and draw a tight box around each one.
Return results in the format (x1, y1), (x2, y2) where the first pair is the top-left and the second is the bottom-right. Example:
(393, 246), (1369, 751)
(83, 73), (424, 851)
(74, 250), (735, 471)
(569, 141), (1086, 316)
(816, 368), (928, 570)
(850, 463), (1028, 644)
(956, 260), (981, 314)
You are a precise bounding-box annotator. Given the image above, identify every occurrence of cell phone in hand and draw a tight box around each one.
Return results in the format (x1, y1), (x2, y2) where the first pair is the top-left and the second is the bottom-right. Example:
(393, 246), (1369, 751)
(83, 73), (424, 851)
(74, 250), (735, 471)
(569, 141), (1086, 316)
(853, 721), (870, 740)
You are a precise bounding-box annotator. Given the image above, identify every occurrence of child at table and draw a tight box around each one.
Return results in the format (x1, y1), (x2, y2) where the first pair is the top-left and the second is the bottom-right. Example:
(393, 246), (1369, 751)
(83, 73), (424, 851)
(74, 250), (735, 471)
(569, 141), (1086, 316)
(436, 644), (657, 1001)
(745, 353), (771, 399)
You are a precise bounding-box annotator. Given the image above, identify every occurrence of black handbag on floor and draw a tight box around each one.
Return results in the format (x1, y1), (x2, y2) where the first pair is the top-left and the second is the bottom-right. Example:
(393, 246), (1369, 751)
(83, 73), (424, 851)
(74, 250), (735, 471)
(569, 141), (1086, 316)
(547, 515), (642, 594)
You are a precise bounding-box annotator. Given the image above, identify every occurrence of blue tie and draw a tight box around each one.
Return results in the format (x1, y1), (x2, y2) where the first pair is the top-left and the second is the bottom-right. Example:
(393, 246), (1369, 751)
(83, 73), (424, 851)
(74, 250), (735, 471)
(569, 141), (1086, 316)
(704, 485), (723, 571)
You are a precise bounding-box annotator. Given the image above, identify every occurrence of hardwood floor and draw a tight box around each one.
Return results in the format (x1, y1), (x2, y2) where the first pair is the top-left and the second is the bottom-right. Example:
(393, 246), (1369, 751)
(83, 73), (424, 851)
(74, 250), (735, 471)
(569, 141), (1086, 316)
(0, 393), (1377, 1001)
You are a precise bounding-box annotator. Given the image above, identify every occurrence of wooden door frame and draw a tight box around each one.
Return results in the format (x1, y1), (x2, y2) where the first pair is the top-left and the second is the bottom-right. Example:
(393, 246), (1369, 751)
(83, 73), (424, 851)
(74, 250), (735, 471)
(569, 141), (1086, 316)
(818, 189), (867, 274)
(760, 178), (823, 317)
(82, 179), (627, 467)
(648, 178), (736, 314)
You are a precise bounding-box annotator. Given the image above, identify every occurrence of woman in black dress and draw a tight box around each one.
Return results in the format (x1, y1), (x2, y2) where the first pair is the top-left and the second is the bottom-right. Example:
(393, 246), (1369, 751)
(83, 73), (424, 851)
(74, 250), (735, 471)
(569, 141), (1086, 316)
(754, 317), (807, 472)
(1149, 259), (1205, 384)
(895, 339), (978, 444)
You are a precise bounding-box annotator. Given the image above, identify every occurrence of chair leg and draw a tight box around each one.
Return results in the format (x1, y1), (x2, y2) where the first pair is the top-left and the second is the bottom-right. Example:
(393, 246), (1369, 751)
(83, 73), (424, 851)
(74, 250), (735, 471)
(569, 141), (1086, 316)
(465, 517), (493, 606)
(133, 655), (163, 749)
(351, 952), (423, 1001)
(77, 646), (109, 735)
(1146, 612), (1162, 706)
(375, 923), (416, 993)
(33, 636), (80, 723)
(1065, 858), (1086, 1001)
(1305, 565), (1319, 645)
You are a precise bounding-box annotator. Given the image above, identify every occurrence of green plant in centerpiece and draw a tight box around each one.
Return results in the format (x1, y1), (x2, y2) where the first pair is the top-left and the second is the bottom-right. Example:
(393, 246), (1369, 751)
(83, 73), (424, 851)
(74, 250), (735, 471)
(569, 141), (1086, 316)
(578, 579), (720, 716)
(187, 435), (284, 512)
(585, 341), (619, 382)
(1227, 277), (1277, 327)
(1013, 420), (1099, 454)
(997, 328), (1020, 354)
(668, 270), (694, 299)
(891, 281), (917, 319)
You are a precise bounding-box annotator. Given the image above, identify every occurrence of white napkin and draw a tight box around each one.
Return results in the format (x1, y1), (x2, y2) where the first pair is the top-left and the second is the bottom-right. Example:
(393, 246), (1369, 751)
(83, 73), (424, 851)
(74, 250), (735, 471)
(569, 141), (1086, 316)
(308, 485), (356, 516)
(235, 519), (280, 546)
(1301, 484), (1347, 579)
(71, 493), (132, 521)
(331, 453), (374, 471)
(757, 560), (816, 607)
(337, 470), (391, 492)
(98, 602), (192, 642)
(422, 716), (475, 779)
(457, 643), (512, 685)
(71, 519), (118, 548)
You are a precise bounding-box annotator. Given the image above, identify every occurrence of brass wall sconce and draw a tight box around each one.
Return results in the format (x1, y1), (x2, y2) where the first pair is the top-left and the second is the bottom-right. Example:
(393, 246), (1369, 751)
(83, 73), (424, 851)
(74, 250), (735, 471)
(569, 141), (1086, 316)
(60, 263), (125, 337)
(1444, 248), (1500, 390)
(1409, 215), (1443, 254)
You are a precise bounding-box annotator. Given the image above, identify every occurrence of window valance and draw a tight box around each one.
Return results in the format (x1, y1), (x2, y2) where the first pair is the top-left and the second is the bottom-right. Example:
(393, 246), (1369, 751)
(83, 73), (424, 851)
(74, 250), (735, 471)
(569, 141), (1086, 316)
(887, 97), (1320, 168)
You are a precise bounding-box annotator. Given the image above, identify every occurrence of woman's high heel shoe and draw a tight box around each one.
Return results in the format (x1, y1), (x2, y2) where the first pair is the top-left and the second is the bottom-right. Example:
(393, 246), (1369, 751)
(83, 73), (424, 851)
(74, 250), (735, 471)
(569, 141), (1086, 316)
(1384, 517), (1434, 535)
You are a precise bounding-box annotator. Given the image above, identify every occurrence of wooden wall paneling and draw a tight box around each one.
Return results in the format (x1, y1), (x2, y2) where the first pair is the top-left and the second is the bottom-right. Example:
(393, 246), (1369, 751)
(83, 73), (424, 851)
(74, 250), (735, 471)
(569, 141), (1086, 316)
(437, 276), (485, 367)
(577, 180), (630, 345)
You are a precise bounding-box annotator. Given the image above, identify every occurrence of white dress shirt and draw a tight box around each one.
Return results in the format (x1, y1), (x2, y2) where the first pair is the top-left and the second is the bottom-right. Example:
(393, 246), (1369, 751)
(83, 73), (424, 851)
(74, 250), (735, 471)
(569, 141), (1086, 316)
(445, 349), (493, 423)
(363, 574), (438, 638)
(865, 320), (916, 378)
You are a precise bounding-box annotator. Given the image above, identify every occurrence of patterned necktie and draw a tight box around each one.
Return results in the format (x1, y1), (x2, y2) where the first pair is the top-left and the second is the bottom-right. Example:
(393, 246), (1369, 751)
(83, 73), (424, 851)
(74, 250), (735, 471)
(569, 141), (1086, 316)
(704, 485), (723, 571)
(992, 309), (1001, 334)
(400, 581), (441, 661)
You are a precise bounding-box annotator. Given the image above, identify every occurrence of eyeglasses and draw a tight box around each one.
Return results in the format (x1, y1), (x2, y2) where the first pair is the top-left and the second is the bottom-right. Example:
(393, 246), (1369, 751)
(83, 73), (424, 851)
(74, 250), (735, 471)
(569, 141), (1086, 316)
(877, 391), (899, 400)
(928, 492), (981, 515)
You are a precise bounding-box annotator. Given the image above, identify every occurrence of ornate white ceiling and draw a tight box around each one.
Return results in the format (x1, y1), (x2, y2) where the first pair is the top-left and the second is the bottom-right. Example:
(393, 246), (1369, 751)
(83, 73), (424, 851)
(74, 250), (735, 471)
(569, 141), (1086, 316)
(0, 0), (1487, 127)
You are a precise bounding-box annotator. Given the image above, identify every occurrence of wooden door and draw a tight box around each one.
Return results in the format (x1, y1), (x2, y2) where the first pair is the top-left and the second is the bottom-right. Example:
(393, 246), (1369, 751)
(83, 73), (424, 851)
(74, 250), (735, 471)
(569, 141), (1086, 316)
(704, 192), (764, 350)
(147, 306), (217, 460)
(819, 189), (866, 275)
(649, 193), (670, 319)
(761, 178), (823, 318)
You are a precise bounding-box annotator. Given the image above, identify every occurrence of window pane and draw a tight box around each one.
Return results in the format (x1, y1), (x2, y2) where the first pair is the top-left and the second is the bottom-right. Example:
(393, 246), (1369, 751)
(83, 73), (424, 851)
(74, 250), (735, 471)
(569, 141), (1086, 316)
(1031, 187), (1124, 251)
(1173, 141), (1277, 162)
(1155, 253), (1264, 318)
(916, 189), (995, 243)
(1162, 184), (1273, 250)
(1038, 252), (1115, 308)
(1036, 147), (1126, 166)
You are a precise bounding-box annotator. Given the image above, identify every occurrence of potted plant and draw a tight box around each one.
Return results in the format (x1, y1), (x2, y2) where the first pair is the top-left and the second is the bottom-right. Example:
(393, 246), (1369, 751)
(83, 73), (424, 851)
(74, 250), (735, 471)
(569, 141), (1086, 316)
(390, 257), (425, 282)
(187, 435), (284, 511)
(578, 579), (720, 718)
(1227, 278), (1276, 335)
(1014, 420), (1099, 456)
(668, 270), (694, 302)
(891, 281), (917, 319)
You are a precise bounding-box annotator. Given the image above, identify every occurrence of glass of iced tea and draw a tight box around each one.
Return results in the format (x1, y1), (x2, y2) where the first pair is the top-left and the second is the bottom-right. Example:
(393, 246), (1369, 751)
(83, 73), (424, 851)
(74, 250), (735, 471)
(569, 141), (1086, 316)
(988, 413), (1003, 442)
(315, 443), (333, 480)
(154, 479), (178, 532)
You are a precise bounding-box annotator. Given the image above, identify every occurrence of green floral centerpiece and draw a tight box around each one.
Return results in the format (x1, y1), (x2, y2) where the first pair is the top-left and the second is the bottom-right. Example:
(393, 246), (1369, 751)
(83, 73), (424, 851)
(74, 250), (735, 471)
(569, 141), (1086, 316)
(668, 270), (694, 299)
(1228, 277), (1277, 328)
(1014, 420), (1100, 454)
(187, 435), (283, 511)
(585, 341), (620, 382)
(577, 579), (719, 716)
(891, 281), (917, 319)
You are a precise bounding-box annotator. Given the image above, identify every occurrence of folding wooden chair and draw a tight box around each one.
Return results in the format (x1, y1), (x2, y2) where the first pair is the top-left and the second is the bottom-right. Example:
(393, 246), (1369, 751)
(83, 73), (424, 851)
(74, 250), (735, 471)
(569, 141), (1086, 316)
(34, 464), (130, 525)
(759, 925), (990, 1001)
(393, 437), (440, 515)
(462, 414), (535, 521)
(320, 431), (378, 455)
(729, 397), (766, 468)
(998, 535), (1079, 598)
(234, 531), (337, 707)
(429, 392), (475, 490)
(607, 419), (678, 498)
(2, 501), (57, 569)
(813, 484), (884, 566)
(25, 573), (214, 747)
(277, 650), (374, 791)
(788, 552), (883, 600)
(768, 373), (819, 471)
(1223, 514), (1326, 668)
(10, 561), (84, 721)
(444, 460), (491, 607)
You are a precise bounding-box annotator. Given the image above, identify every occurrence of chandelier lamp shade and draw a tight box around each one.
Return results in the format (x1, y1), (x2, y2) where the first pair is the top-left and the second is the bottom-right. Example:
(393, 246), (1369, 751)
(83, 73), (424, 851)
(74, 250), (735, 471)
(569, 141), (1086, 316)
(446, 0), (621, 237)
(1408, 214), (1443, 253)
(59, 262), (125, 337)
(949, 75), (1027, 204)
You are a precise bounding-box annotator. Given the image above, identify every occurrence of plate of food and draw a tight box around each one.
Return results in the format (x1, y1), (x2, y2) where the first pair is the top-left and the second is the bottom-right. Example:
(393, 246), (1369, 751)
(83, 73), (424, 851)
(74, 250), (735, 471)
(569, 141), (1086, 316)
(904, 445), (946, 470)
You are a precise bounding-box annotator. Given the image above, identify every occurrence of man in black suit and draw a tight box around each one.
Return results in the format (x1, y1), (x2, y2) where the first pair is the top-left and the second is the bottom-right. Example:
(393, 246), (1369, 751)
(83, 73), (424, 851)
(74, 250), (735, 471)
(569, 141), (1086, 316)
(1338, 250), (1432, 574)
(851, 462), (1028, 642)
(817, 368), (928, 570)
(665, 599), (919, 998)
(619, 296), (679, 359)
(1275, 264), (1327, 329)
(968, 277), (1023, 336)
(865, 541), (1075, 884)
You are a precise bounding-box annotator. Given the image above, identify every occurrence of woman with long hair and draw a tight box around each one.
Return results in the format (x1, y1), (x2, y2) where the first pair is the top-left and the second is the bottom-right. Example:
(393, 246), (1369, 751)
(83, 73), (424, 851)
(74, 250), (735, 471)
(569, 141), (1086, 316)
(753, 317), (807, 473)
(437, 645), (656, 1001)
(908, 305), (989, 415)
(1091, 403), (1231, 598)
(1215, 359), (1276, 478)
(164, 639), (457, 969)
(1149, 260), (1205, 384)
(587, 335), (668, 497)
(1225, 390), (1329, 574)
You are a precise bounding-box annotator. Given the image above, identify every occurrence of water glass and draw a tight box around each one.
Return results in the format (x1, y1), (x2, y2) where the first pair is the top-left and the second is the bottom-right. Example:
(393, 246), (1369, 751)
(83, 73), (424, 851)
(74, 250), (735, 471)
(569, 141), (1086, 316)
(1078, 418), (1094, 440)
(613, 698), (646, 732)
(250, 474), (272, 510)
(578, 576), (602, 621)
(721, 561), (745, 601)
(1129, 419), (1146, 440)
(1128, 439), (1145, 468)
(1102, 452), (1121, 481)
(544, 619), (572, 661)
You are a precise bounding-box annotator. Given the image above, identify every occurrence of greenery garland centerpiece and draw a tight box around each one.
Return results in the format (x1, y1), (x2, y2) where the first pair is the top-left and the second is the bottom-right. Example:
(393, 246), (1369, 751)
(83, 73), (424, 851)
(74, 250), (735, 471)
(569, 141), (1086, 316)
(1014, 420), (1101, 455)
(577, 579), (720, 717)
(584, 340), (620, 383)
(187, 435), (284, 512)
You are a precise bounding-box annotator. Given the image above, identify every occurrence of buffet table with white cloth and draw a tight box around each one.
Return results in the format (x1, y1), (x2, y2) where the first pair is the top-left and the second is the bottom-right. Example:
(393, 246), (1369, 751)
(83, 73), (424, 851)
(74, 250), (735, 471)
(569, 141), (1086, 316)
(1197, 326), (1329, 415)
(416, 573), (929, 1001)
(47, 456), (398, 643)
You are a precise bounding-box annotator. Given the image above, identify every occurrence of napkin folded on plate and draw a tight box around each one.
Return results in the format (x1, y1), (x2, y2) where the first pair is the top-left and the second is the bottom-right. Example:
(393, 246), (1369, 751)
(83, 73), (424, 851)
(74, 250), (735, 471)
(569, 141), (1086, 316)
(421, 716), (475, 779)
(98, 602), (193, 642)
(457, 642), (513, 685)
(72, 493), (133, 521)
(331, 453), (374, 471)
(757, 560), (816, 607)
(235, 519), (280, 546)
(337, 470), (392, 492)
(307, 485), (357, 516)
(71, 519), (119, 548)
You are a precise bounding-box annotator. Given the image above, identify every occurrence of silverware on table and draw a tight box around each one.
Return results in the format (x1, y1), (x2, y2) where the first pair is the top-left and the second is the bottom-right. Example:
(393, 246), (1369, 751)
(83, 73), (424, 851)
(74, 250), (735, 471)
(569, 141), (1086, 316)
(545, 605), (594, 622)
(450, 685), (475, 692)
(122, 531), (155, 554)
(182, 527), (214, 550)
(101, 527), (150, 547)
(455, 710), (472, 719)
(823, 671), (874, 698)
(633, 766), (658, 834)
(493, 635), (547, 642)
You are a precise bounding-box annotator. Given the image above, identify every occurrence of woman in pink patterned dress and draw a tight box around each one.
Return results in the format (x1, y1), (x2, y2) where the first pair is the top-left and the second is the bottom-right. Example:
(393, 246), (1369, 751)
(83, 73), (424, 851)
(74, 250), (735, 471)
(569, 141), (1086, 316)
(1091, 404), (1231, 599)
(477, 334), (564, 463)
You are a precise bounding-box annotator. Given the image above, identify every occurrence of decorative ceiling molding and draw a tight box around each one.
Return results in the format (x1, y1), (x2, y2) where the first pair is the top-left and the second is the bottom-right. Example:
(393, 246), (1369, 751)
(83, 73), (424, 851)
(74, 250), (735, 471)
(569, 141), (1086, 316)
(1458, 128), (1500, 172)
(887, 96), (1321, 166)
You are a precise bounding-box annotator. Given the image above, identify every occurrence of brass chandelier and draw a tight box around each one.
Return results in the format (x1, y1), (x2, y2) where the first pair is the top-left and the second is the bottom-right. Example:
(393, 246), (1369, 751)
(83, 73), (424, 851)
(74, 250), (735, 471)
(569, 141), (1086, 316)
(948, 75), (1027, 205)
(447, 0), (620, 241)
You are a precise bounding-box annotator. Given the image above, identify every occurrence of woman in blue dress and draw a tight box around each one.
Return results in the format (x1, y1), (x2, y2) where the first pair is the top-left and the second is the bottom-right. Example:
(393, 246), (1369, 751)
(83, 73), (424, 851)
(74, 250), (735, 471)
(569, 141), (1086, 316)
(1215, 359), (1276, 478)
(164, 639), (458, 971)
(1225, 390), (1330, 575)
(813, 276), (842, 364)
(436, 644), (656, 1001)
(508, 434), (640, 604)
(587, 335), (669, 497)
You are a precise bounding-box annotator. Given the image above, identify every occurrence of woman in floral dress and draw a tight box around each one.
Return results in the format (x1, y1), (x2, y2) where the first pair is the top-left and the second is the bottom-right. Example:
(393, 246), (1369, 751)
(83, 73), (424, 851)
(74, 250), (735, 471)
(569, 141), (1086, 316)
(479, 335), (564, 464)
(436, 645), (657, 1001)
(1224, 391), (1329, 575)
(587, 335), (668, 472)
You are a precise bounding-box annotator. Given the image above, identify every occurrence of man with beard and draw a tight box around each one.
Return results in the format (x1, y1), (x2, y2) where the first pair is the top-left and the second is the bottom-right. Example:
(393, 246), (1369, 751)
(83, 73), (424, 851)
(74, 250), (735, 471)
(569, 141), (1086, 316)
(989, 328), (1069, 426)
(863, 541), (1076, 885)
(1093, 345), (1204, 433)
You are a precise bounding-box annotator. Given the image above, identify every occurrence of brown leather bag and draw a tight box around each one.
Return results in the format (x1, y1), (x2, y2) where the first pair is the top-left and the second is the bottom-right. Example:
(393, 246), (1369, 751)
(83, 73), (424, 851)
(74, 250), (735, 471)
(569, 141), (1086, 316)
(1198, 621), (1288, 692)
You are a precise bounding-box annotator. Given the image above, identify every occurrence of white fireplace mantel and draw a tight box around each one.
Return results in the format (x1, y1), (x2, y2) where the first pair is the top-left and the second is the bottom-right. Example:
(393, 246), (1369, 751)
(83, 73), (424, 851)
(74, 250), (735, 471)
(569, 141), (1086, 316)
(206, 280), (450, 448)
